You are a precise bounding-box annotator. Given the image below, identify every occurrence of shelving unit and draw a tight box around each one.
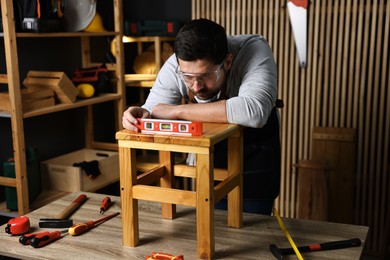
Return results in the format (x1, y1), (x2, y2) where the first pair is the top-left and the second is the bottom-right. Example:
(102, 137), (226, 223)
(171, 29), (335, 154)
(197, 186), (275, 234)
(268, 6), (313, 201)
(111, 35), (175, 103)
(122, 36), (175, 86)
(0, 0), (125, 216)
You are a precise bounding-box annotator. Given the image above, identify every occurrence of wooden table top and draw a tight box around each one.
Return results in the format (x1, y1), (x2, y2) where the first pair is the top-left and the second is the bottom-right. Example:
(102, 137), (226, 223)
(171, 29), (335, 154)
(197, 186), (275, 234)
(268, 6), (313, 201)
(0, 192), (368, 260)
(116, 123), (242, 147)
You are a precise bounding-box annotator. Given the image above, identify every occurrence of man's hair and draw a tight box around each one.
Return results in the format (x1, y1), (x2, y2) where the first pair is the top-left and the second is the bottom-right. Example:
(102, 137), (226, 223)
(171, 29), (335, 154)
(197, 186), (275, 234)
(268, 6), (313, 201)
(174, 19), (228, 65)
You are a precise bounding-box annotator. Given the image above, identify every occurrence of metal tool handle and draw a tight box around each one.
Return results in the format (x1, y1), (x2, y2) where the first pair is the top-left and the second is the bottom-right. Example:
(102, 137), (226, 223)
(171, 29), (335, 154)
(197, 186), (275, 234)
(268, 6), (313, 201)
(315, 238), (361, 251)
(269, 238), (362, 259)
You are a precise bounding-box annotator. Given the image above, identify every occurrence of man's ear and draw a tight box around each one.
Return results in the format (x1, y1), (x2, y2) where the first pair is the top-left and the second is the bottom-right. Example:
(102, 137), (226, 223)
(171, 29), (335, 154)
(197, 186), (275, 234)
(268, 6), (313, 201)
(225, 54), (234, 70)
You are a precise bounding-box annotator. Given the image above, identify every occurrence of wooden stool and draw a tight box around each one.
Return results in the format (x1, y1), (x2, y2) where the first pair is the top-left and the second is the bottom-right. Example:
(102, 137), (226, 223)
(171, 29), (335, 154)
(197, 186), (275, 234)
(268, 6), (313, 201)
(116, 123), (243, 259)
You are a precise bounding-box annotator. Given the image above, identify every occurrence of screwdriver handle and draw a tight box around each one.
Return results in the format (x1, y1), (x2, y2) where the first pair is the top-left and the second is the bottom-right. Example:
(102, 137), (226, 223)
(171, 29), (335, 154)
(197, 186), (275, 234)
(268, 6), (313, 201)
(100, 196), (111, 214)
(19, 233), (38, 245)
(68, 220), (94, 236)
(30, 231), (61, 248)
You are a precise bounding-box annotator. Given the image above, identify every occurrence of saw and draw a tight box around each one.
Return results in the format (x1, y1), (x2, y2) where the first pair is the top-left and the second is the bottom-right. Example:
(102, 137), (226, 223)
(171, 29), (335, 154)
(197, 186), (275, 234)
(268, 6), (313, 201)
(287, 0), (308, 68)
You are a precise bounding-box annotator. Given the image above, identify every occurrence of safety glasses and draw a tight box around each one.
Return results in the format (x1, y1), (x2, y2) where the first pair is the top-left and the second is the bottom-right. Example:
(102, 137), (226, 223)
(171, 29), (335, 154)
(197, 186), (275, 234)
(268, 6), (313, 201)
(176, 60), (225, 86)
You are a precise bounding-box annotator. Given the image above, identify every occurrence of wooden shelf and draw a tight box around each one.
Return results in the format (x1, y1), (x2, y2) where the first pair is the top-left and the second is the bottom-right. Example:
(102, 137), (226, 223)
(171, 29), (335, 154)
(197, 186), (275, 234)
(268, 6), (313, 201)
(125, 81), (155, 88)
(2, 93), (121, 118)
(122, 35), (175, 43)
(0, 74), (8, 83)
(125, 74), (155, 87)
(0, 93), (122, 118)
(0, 32), (119, 38)
(113, 36), (175, 89)
(125, 74), (156, 81)
(0, 0), (125, 216)
(0, 189), (70, 218)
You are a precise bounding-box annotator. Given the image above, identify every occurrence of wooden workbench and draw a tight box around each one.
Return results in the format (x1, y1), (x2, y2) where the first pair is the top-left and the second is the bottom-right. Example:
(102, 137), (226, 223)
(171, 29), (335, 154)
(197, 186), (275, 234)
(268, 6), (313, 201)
(0, 192), (368, 259)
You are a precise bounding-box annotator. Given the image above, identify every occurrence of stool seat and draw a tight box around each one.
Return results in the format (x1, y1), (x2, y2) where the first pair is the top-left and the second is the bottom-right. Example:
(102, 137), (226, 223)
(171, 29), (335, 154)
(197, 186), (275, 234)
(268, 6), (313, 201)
(116, 123), (243, 259)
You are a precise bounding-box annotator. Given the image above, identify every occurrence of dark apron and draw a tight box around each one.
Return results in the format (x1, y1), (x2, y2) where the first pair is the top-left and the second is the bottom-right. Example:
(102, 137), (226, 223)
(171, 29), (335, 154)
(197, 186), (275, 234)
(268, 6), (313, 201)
(213, 107), (281, 200)
(187, 91), (281, 201)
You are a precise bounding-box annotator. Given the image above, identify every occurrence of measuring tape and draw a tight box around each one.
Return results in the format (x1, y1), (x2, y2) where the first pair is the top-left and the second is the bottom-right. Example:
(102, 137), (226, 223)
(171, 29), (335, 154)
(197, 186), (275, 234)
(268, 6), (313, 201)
(273, 208), (304, 259)
(5, 216), (30, 235)
(136, 118), (203, 136)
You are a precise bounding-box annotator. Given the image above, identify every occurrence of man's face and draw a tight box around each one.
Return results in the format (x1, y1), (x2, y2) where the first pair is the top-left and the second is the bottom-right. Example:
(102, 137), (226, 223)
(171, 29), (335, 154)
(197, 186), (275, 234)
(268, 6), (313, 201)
(176, 58), (227, 101)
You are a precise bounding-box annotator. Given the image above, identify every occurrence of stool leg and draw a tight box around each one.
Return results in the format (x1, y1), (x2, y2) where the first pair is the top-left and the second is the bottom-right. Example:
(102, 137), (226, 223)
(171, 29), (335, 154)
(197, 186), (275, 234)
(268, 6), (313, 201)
(119, 146), (139, 246)
(227, 133), (243, 228)
(159, 151), (176, 219)
(196, 153), (215, 259)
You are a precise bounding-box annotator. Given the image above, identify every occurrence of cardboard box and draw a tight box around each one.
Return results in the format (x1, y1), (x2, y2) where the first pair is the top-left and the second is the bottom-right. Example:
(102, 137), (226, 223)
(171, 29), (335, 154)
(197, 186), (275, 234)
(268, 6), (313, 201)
(23, 71), (79, 103)
(0, 88), (55, 113)
(41, 149), (119, 192)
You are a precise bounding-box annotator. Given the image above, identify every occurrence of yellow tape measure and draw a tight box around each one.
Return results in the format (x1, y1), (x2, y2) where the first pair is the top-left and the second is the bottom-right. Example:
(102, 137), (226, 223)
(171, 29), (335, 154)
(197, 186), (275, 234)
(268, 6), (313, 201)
(273, 208), (304, 260)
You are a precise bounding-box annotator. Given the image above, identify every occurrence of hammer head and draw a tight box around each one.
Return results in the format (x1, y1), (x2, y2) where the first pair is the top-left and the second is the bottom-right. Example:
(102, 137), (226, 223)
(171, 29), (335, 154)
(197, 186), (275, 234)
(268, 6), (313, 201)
(39, 218), (73, 228)
(269, 244), (283, 259)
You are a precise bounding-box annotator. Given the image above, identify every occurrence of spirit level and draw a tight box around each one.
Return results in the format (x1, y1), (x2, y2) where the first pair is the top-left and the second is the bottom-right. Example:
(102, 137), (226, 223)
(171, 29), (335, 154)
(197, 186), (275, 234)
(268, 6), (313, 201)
(136, 118), (203, 136)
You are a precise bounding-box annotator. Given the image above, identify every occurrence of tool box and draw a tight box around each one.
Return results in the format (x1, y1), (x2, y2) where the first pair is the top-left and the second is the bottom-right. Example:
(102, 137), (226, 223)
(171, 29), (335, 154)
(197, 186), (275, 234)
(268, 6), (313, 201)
(3, 148), (42, 211)
(71, 64), (112, 95)
(124, 20), (181, 36)
(40, 149), (119, 192)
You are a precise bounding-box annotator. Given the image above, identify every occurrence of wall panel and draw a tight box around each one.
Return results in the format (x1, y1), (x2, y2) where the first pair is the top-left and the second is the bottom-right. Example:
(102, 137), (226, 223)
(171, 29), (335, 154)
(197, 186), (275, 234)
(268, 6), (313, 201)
(192, 0), (390, 256)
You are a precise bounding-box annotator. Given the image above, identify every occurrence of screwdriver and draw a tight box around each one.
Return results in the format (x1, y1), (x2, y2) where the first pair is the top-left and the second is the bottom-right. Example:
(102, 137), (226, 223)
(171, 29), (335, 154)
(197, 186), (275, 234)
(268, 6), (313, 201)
(99, 196), (111, 214)
(68, 212), (120, 236)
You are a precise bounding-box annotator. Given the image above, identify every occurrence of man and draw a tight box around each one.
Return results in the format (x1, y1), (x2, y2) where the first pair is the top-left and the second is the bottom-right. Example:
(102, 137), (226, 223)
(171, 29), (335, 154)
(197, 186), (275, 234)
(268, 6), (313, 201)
(122, 18), (280, 215)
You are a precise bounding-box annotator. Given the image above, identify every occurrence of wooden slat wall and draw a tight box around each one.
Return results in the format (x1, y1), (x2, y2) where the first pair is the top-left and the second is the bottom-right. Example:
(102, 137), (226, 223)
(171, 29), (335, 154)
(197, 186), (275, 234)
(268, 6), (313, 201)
(192, 0), (390, 256)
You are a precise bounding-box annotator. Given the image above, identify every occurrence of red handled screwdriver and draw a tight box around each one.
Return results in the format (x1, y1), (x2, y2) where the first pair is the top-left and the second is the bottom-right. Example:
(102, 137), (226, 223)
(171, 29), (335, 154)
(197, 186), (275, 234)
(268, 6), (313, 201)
(20, 230), (67, 247)
(68, 212), (120, 236)
(19, 232), (41, 245)
(99, 196), (111, 214)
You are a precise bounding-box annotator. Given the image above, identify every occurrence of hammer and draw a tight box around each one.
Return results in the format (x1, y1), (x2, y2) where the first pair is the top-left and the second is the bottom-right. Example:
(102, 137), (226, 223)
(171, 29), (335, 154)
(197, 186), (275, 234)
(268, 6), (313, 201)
(269, 238), (361, 259)
(39, 194), (88, 228)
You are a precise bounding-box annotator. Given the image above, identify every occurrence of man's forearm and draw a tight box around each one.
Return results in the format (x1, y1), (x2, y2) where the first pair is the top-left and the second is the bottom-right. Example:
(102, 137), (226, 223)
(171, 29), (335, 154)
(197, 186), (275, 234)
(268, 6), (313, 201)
(152, 100), (228, 123)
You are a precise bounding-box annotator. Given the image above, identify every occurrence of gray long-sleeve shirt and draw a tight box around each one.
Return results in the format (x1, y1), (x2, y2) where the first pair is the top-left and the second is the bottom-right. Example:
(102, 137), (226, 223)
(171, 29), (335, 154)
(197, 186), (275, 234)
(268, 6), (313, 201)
(142, 34), (277, 128)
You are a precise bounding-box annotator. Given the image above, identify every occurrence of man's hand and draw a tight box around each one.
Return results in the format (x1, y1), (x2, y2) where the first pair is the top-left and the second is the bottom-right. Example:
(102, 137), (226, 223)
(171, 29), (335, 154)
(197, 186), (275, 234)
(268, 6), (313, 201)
(150, 104), (179, 120)
(122, 106), (151, 131)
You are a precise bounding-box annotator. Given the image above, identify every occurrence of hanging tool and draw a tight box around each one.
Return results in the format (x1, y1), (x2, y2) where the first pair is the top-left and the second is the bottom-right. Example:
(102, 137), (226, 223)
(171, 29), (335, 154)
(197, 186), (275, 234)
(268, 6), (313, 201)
(68, 211), (120, 236)
(99, 196), (111, 214)
(273, 208), (303, 260)
(5, 216), (30, 235)
(287, 0), (308, 67)
(19, 230), (68, 248)
(55, 194), (87, 219)
(269, 238), (361, 259)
